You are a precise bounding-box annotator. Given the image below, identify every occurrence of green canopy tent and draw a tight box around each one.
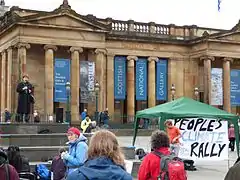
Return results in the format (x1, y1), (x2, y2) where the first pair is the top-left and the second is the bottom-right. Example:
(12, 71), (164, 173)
(133, 97), (240, 156)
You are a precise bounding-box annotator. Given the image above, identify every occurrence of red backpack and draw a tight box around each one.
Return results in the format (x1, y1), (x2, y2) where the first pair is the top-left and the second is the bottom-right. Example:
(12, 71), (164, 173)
(152, 151), (187, 180)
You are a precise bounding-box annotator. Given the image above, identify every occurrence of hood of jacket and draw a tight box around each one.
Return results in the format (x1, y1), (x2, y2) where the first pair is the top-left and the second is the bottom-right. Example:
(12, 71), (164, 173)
(74, 157), (132, 180)
(67, 134), (87, 146)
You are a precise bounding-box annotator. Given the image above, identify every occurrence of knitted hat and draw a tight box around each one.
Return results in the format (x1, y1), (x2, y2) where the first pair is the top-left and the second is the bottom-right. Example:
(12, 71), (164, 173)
(67, 127), (80, 137)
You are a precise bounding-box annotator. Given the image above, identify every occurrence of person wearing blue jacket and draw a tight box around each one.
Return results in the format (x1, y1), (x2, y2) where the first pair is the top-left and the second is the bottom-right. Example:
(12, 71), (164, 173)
(67, 130), (132, 180)
(61, 127), (88, 176)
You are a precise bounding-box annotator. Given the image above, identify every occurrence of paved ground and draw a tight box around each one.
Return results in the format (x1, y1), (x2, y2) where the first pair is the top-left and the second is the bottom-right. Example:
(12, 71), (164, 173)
(117, 136), (237, 180)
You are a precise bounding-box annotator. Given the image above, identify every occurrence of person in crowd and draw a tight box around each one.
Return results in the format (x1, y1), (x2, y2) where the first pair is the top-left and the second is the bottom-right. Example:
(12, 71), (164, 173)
(81, 109), (87, 121)
(165, 120), (181, 156)
(0, 148), (20, 180)
(33, 110), (40, 123)
(4, 108), (11, 123)
(51, 148), (67, 180)
(7, 145), (30, 173)
(224, 157), (240, 180)
(81, 115), (96, 133)
(62, 127), (88, 176)
(138, 130), (171, 180)
(16, 74), (34, 123)
(67, 130), (132, 180)
(99, 108), (110, 128)
(228, 124), (235, 152)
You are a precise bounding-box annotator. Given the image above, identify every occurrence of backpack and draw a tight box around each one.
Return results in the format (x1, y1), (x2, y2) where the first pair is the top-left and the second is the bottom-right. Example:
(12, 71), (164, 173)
(36, 164), (51, 180)
(152, 151), (187, 180)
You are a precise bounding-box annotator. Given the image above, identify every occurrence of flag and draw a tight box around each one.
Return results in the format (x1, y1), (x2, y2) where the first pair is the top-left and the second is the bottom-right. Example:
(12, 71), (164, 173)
(218, 0), (221, 11)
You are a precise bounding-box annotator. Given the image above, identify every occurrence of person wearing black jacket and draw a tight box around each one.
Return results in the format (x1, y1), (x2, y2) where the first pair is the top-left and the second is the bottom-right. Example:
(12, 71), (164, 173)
(16, 74), (34, 123)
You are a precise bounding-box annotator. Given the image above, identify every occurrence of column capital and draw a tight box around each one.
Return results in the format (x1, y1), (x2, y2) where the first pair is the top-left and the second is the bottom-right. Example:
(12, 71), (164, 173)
(200, 55), (215, 62)
(148, 56), (158, 62)
(95, 48), (107, 55)
(223, 57), (234, 63)
(44, 45), (57, 51)
(107, 53), (115, 58)
(7, 46), (13, 52)
(70, 47), (83, 53)
(127, 55), (137, 61)
(16, 43), (30, 49)
(1, 50), (6, 55)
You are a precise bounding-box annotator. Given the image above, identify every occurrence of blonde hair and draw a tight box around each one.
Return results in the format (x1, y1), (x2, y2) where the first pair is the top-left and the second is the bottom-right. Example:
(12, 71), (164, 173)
(88, 130), (125, 167)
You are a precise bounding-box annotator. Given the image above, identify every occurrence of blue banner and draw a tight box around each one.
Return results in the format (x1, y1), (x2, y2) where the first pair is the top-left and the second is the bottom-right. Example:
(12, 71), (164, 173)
(54, 58), (70, 102)
(156, 59), (168, 100)
(114, 56), (126, 100)
(231, 69), (240, 106)
(135, 58), (147, 100)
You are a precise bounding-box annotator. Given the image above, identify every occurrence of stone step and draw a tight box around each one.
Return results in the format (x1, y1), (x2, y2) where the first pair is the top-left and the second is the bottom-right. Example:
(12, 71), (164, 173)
(0, 123), (153, 136)
(2, 146), (136, 162)
(0, 133), (92, 147)
(0, 123), (69, 134)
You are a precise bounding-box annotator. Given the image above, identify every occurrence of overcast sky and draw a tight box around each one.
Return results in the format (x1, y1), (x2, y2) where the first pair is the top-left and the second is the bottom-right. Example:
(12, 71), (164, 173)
(5, 0), (240, 30)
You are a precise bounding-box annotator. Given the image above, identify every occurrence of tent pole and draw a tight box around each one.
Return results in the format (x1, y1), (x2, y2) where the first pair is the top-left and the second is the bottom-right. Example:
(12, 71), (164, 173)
(132, 116), (140, 146)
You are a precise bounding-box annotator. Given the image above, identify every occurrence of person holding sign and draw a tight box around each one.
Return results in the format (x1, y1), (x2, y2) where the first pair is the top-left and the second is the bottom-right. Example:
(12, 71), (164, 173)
(165, 120), (181, 156)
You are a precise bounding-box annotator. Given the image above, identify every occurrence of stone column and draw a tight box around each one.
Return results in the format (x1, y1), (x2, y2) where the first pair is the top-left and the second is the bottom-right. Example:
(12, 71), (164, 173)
(106, 54), (115, 117)
(148, 56), (157, 107)
(70, 47), (83, 123)
(200, 56), (214, 104)
(0, 50), (6, 115)
(223, 57), (232, 113)
(44, 45), (57, 116)
(17, 43), (30, 79)
(127, 56), (137, 120)
(6, 47), (13, 111)
(95, 49), (107, 112)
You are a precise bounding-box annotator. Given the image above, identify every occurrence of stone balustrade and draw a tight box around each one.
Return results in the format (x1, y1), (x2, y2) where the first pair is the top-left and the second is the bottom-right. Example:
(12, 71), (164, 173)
(108, 19), (225, 39)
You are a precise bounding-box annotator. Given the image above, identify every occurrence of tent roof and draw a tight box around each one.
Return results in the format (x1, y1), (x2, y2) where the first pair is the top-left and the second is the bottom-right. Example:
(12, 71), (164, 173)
(136, 97), (238, 120)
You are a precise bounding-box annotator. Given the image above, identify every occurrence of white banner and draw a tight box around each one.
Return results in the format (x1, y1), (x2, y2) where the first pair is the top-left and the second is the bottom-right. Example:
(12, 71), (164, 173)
(173, 118), (228, 161)
(211, 68), (223, 105)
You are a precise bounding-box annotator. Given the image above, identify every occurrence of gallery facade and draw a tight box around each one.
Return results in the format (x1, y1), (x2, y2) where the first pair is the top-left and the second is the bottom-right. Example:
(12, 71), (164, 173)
(0, 0), (239, 123)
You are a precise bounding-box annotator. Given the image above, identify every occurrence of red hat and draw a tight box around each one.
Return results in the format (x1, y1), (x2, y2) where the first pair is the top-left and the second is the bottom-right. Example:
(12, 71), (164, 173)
(67, 127), (80, 137)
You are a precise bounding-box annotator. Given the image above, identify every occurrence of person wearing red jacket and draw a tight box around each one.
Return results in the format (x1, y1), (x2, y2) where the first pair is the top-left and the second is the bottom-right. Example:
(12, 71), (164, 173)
(138, 130), (170, 180)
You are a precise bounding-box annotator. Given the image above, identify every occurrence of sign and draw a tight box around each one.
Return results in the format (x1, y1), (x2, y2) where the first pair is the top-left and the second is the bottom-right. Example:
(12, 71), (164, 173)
(80, 61), (95, 103)
(211, 68), (223, 105)
(114, 56), (126, 100)
(124, 160), (133, 174)
(156, 59), (168, 100)
(173, 118), (228, 161)
(135, 58), (147, 100)
(231, 69), (240, 106)
(54, 58), (70, 102)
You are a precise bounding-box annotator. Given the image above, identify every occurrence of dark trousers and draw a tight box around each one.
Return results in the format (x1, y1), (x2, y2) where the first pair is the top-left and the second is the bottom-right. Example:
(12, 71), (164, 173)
(229, 137), (235, 151)
(16, 114), (30, 123)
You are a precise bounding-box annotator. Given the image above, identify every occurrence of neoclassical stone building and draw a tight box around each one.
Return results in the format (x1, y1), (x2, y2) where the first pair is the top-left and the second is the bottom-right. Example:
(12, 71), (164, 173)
(0, 0), (239, 123)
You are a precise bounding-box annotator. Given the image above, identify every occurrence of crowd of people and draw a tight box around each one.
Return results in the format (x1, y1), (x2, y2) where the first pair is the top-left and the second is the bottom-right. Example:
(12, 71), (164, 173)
(0, 119), (187, 180)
